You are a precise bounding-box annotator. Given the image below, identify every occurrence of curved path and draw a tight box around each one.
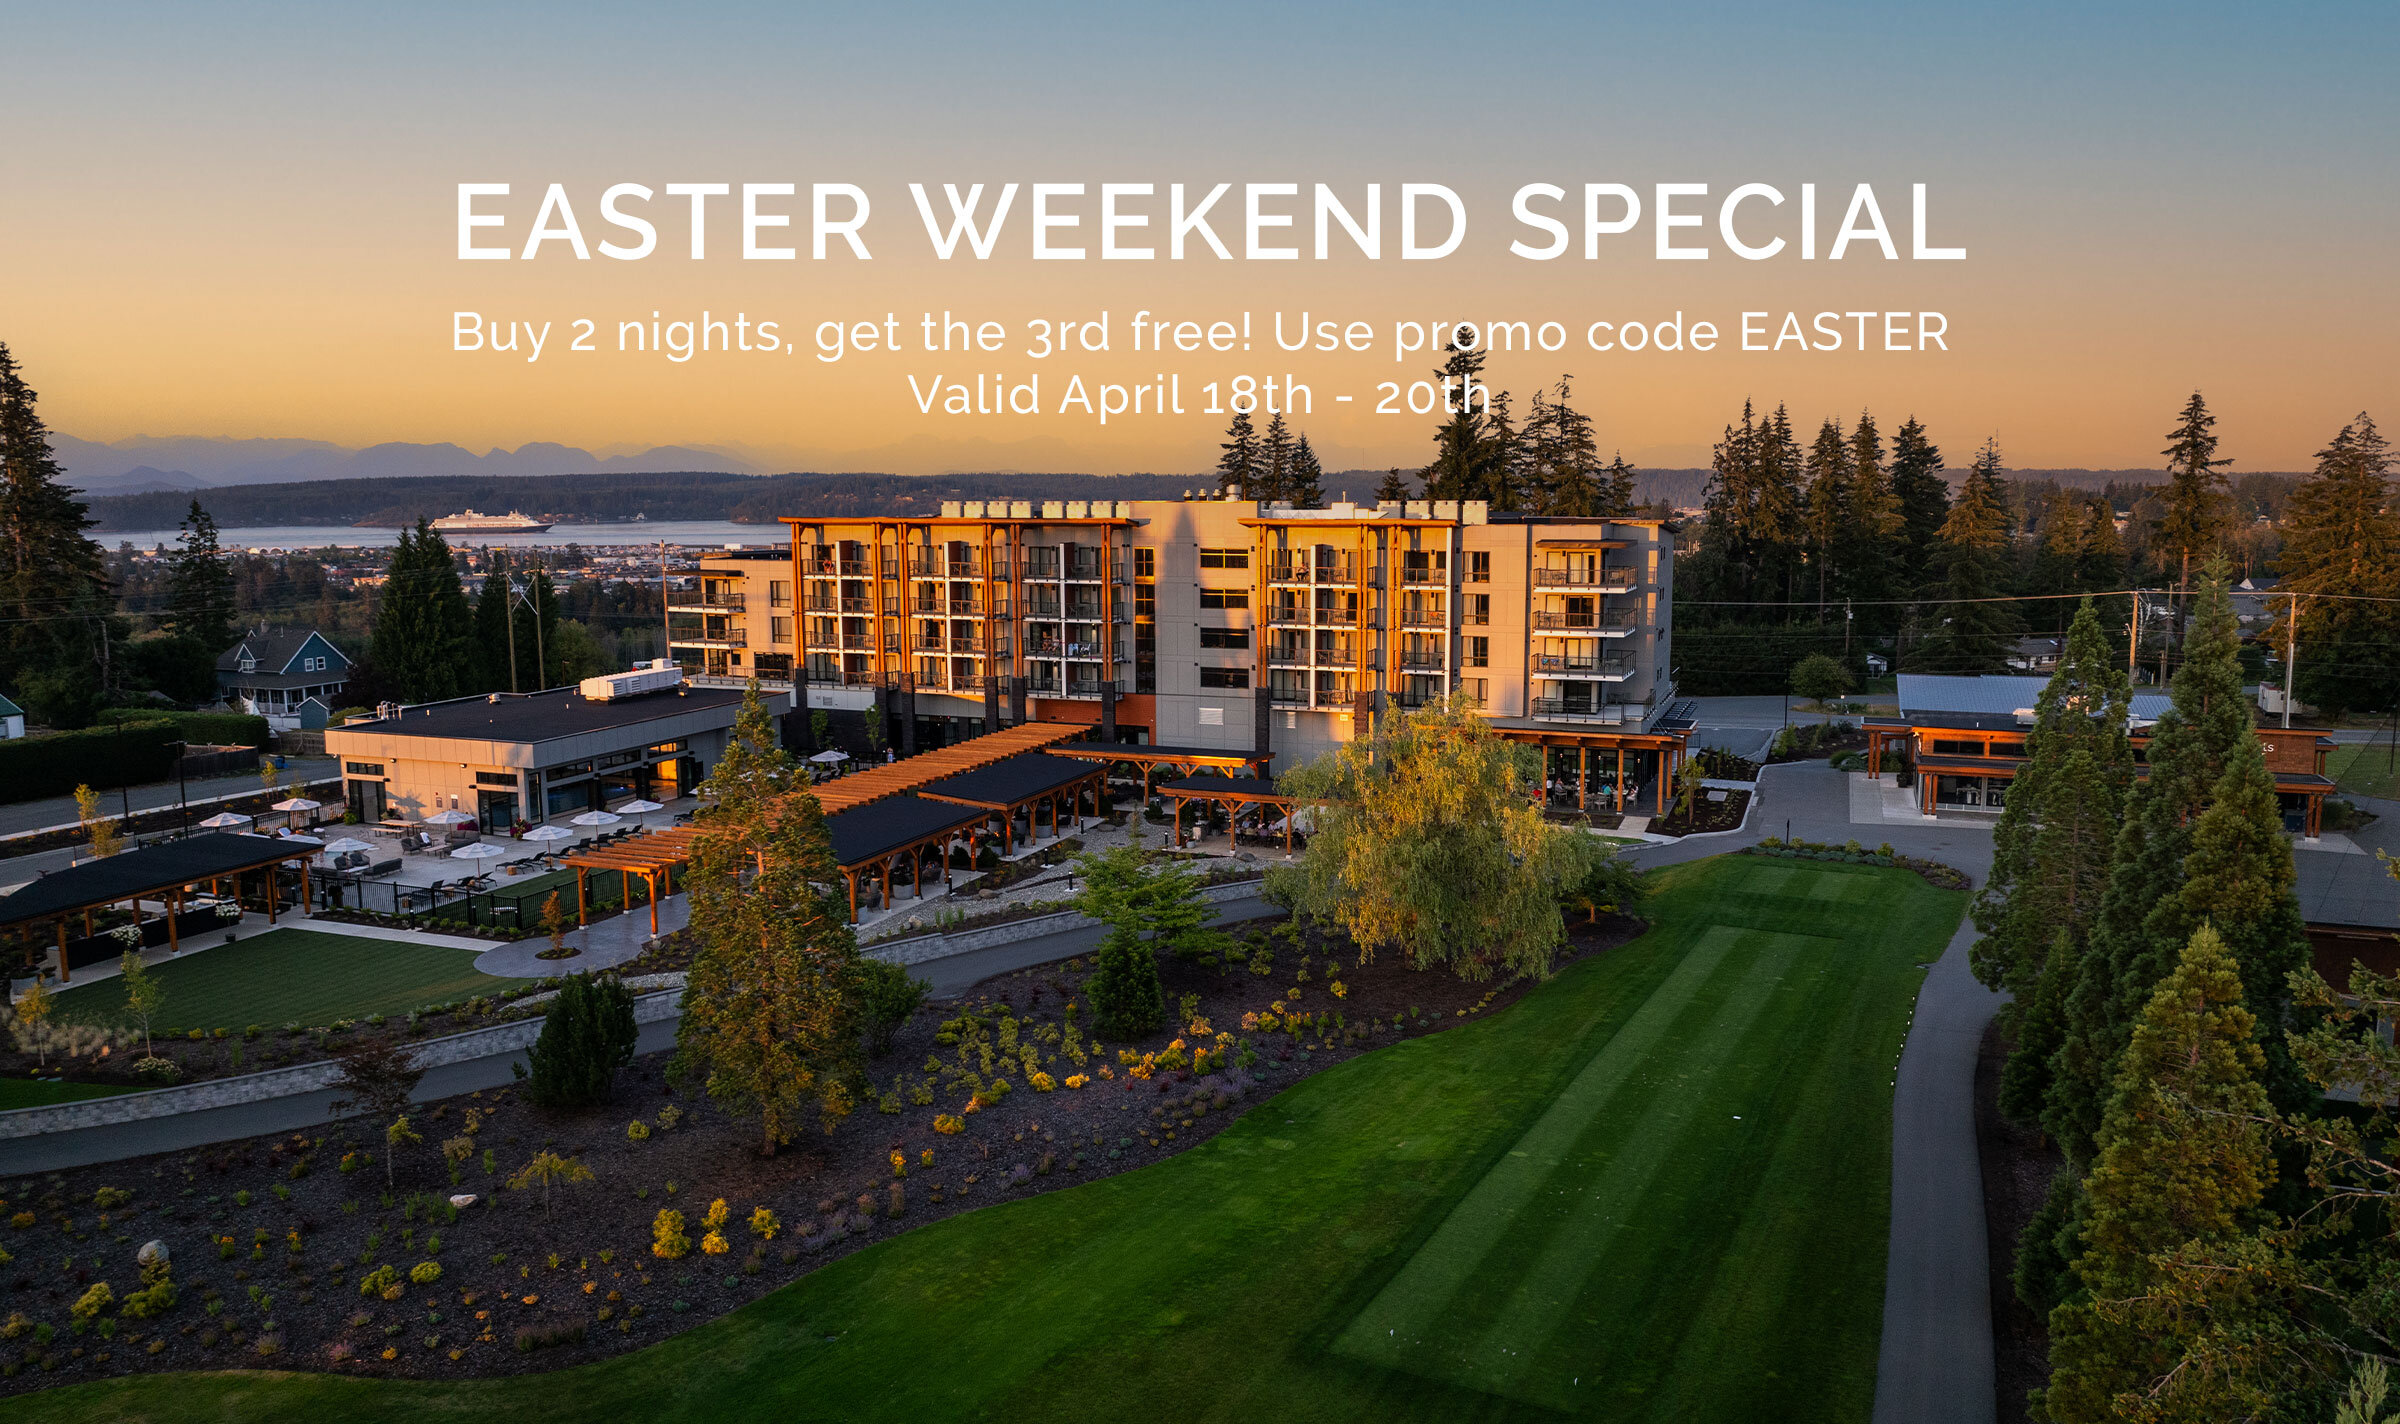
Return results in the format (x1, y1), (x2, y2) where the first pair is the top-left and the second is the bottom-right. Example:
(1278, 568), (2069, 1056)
(1620, 762), (2003, 1424)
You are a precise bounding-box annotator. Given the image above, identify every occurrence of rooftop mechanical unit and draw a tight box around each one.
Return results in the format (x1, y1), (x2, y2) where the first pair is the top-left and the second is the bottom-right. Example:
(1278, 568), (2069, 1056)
(579, 659), (684, 702)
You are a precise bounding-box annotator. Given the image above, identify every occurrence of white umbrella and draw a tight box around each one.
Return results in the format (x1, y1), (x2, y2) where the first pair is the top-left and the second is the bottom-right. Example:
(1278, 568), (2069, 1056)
(420, 809), (477, 826)
(271, 797), (322, 813)
(320, 837), (376, 855)
(808, 749), (849, 764)
(520, 825), (574, 843)
(274, 830), (324, 846)
(449, 842), (508, 861)
(198, 811), (253, 829)
(617, 798), (664, 828)
(571, 810), (622, 828)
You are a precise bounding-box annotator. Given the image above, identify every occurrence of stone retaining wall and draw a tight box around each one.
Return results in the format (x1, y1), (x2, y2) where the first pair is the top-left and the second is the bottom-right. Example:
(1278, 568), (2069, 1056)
(0, 990), (683, 1143)
(862, 878), (1265, 968)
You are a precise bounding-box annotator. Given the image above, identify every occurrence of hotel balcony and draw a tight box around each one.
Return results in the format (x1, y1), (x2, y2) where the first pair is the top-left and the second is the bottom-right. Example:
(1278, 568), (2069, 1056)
(907, 556), (983, 580)
(801, 557), (871, 579)
(1398, 557), (1448, 586)
(669, 628), (747, 650)
(1529, 698), (1644, 724)
(1531, 567), (1639, 590)
(1268, 556), (1366, 585)
(1532, 609), (1640, 633)
(1397, 649), (1447, 670)
(1398, 608), (1448, 629)
(670, 588), (745, 612)
(1534, 654), (1633, 681)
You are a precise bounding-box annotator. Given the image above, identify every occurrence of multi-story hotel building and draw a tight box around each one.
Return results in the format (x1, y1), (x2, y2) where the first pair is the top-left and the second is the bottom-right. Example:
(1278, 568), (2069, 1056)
(669, 494), (1693, 814)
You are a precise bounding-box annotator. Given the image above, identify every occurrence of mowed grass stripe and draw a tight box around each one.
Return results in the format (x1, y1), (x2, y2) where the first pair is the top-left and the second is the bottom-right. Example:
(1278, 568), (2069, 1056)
(1460, 931), (1821, 1406)
(1330, 923), (1764, 1362)
(47, 929), (533, 1032)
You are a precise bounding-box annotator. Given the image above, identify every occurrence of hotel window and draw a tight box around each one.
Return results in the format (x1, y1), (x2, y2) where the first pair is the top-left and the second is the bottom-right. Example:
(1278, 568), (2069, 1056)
(1199, 548), (1249, 569)
(1136, 585), (1156, 618)
(1200, 588), (1249, 610)
(1461, 677), (1487, 705)
(1930, 738), (1984, 756)
(1464, 594), (1491, 625)
(1468, 551), (1491, 583)
(1466, 637), (1489, 668)
(1135, 624), (1156, 693)
(770, 616), (793, 646)
(769, 580), (791, 608)
(1134, 548), (1156, 579)
(1200, 667), (1251, 689)
(1199, 628), (1251, 650)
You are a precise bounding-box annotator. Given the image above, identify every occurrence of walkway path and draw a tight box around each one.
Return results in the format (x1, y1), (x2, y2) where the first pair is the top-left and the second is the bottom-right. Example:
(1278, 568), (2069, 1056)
(1620, 761), (2002, 1424)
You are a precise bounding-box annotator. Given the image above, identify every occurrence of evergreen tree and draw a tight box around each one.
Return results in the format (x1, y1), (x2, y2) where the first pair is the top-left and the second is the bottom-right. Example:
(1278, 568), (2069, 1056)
(0, 342), (112, 724)
(471, 552), (516, 693)
(1419, 328), (1490, 501)
(1691, 399), (1802, 605)
(1528, 377), (1601, 516)
(2041, 925), (2274, 1424)
(1215, 409), (1259, 497)
(2046, 563), (2253, 1164)
(2028, 487), (2088, 597)
(2276, 413), (2398, 716)
(1840, 410), (1903, 619)
(674, 787), (862, 1152)
(1803, 416), (1852, 617)
(518, 564), (561, 689)
(163, 499), (236, 653)
(1259, 410), (1295, 504)
(1478, 386), (1523, 510)
(523, 973), (638, 1110)
(2155, 390), (2233, 601)
(1915, 439), (2020, 671)
(1600, 452), (1638, 518)
(700, 679), (800, 822)
(1973, 598), (2133, 998)
(1287, 433), (1325, 509)
(1374, 466), (1410, 503)
(1889, 415), (1950, 586)
(2076, 498), (2130, 630)
(370, 519), (473, 703)
(1074, 831), (1223, 1039)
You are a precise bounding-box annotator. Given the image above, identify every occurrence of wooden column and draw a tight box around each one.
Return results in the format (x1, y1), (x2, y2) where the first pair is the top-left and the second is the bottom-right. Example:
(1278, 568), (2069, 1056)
(56, 920), (69, 984)
(168, 888), (181, 954)
(1577, 745), (1587, 813)
(845, 870), (858, 923)
(576, 867), (589, 926)
(647, 871), (660, 936)
(1615, 746), (1627, 813)
(267, 867), (279, 925)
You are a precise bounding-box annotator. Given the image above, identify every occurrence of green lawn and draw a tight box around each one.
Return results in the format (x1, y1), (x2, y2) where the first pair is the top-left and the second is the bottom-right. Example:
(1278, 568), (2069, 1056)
(47, 929), (533, 1033)
(8, 854), (1963, 1424)
(2326, 741), (2400, 801)
(0, 1077), (135, 1109)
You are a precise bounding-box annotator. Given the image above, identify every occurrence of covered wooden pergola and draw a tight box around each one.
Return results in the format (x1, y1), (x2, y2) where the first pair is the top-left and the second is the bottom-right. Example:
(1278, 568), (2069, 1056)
(809, 721), (1091, 815)
(0, 833), (317, 985)
(561, 826), (704, 937)
(1159, 774), (1300, 853)
(824, 796), (989, 923)
(1044, 742), (1272, 802)
(916, 752), (1107, 850)
(1489, 726), (1690, 817)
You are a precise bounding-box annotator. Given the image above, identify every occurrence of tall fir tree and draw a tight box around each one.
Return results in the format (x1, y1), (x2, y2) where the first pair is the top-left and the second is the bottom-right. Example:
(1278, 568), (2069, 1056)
(2155, 390), (2233, 601)
(1479, 386), (1525, 510)
(2040, 925), (2274, 1424)
(1287, 433), (1326, 509)
(164, 499), (236, 654)
(2276, 413), (2398, 716)
(1528, 377), (1601, 516)
(1259, 410), (1295, 504)
(1600, 452), (1638, 518)
(1889, 415), (1950, 587)
(1214, 409), (1259, 497)
(1973, 597), (2134, 998)
(1915, 439), (2020, 672)
(1374, 467), (1410, 503)
(2045, 562), (2253, 1165)
(1802, 416), (1852, 617)
(1840, 410), (1904, 619)
(0, 341), (112, 725)
(1419, 327), (1491, 501)
(370, 518), (473, 703)
(471, 551), (516, 693)
(516, 564), (561, 689)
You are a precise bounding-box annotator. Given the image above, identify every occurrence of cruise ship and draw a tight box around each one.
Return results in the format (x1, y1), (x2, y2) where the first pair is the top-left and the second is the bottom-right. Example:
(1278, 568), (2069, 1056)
(430, 509), (554, 534)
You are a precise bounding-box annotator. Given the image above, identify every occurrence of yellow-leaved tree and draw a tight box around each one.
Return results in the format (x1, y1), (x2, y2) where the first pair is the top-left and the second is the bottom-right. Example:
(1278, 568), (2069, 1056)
(1270, 694), (1605, 982)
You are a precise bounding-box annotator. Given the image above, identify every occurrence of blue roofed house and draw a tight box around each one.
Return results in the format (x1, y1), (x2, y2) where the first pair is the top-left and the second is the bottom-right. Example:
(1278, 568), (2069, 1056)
(0, 691), (23, 740)
(216, 627), (352, 731)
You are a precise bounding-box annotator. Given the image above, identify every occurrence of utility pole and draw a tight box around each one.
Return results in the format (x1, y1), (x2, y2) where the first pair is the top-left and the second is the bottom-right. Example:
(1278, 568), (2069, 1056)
(1843, 598), (1852, 659)
(2282, 591), (2297, 730)
(2128, 590), (2139, 683)
(502, 556), (519, 694)
(659, 541), (671, 667)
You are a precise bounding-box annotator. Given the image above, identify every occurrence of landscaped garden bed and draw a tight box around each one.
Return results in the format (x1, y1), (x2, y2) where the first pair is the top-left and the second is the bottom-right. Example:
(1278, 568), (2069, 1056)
(1652, 786), (1750, 837)
(0, 908), (1643, 1397)
(1745, 837), (1973, 890)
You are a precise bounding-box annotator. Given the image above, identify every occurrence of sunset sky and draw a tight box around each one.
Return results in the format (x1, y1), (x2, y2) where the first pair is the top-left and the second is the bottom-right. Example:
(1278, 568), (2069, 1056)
(5, 2), (2395, 476)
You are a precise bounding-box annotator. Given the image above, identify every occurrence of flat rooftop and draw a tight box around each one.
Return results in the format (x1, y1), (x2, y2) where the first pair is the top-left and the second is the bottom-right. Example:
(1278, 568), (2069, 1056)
(334, 684), (749, 746)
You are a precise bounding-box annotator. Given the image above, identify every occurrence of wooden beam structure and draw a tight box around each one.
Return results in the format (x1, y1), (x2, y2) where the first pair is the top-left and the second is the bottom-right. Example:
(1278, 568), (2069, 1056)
(1158, 775), (1300, 854)
(809, 721), (1091, 816)
(561, 826), (705, 937)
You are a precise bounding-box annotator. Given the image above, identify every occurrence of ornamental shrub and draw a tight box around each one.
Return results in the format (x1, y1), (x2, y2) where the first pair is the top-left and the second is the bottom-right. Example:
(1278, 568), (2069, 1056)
(626, 1120), (650, 1142)
(70, 1282), (115, 1321)
(522, 974), (637, 1111)
(1085, 931), (1163, 1041)
(700, 1232), (728, 1256)
(650, 1209), (689, 1260)
(357, 1265), (399, 1297)
(749, 1207), (779, 1240)
(408, 1261), (442, 1285)
(859, 960), (929, 1057)
(932, 1114), (964, 1135)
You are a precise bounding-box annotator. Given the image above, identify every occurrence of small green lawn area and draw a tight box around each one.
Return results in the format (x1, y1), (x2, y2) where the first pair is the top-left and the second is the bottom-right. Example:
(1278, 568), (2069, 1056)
(8, 854), (1963, 1424)
(46, 928), (533, 1033)
(0, 1077), (136, 1110)
(2326, 741), (2400, 801)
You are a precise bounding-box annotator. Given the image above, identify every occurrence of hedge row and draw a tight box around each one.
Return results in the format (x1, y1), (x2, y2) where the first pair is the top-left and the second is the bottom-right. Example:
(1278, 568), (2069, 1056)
(98, 708), (271, 748)
(0, 720), (185, 803)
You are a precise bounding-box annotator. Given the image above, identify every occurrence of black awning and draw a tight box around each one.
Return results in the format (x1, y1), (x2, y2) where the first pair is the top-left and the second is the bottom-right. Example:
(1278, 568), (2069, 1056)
(1159, 774), (1290, 802)
(824, 795), (988, 869)
(916, 753), (1098, 809)
(0, 833), (303, 928)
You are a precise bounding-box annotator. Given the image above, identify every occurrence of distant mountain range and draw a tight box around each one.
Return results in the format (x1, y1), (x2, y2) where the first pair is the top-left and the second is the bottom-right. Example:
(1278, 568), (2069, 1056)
(51, 434), (764, 496)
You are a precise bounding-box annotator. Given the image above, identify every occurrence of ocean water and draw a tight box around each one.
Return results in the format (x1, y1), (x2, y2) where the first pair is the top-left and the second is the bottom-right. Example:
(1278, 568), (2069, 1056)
(97, 521), (786, 552)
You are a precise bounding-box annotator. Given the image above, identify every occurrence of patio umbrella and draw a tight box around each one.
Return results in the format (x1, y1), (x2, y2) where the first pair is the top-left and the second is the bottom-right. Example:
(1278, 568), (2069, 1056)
(571, 810), (622, 828)
(320, 837), (376, 856)
(808, 749), (849, 764)
(197, 811), (252, 829)
(617, 798), (665, 828)
(520, 824), (575, 843)
(449, 842), (509, 863)
(271, 796), (321, 814)
(421, 809), (477, 826)
(275, 830), (324, 846)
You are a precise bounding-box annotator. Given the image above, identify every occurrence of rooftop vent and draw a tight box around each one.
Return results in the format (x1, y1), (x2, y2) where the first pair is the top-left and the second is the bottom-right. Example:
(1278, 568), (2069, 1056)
(579, 659), (684, 702)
